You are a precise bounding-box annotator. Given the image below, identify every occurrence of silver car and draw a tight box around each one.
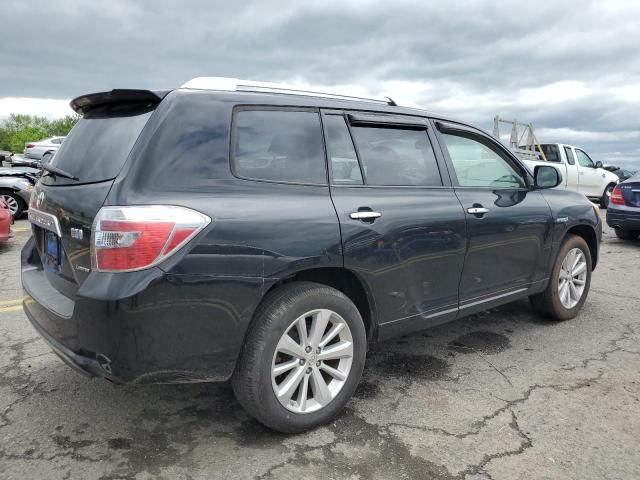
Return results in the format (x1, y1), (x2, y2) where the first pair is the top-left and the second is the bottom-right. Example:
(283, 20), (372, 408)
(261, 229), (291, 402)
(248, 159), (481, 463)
(0, 167), (37, 217)
(23, 136), (65, 163)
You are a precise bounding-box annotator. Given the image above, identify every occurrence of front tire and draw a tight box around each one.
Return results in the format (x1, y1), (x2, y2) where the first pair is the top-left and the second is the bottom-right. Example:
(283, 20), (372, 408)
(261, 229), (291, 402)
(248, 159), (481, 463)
(600, 183), (616, 208)
(530, 234), (592, 320)
(232, 282), (366, 433)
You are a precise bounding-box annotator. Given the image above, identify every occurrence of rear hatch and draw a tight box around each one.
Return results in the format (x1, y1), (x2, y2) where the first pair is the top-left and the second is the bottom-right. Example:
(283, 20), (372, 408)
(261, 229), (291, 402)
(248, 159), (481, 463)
(28, 90), (163, 296)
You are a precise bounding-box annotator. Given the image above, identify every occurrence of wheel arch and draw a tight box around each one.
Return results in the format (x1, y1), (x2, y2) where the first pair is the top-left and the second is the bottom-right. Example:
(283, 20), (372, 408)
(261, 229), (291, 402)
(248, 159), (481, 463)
(565, 224), (598, 269)
(258, 267), (377, 344)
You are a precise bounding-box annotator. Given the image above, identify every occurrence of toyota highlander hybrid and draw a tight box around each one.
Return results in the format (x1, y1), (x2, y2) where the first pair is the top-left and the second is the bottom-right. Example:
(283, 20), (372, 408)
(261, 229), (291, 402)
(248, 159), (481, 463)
(22, 78), (601, 432)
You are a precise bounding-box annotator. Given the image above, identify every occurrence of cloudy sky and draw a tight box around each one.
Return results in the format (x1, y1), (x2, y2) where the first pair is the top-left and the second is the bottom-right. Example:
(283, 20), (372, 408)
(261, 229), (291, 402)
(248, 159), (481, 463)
(1, 0), (639, 166)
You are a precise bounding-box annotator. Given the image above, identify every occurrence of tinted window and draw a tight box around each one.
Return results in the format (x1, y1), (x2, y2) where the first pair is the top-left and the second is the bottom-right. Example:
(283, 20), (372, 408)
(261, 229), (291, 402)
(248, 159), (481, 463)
(350, 126), (442, 186)
(575, 149), (594, 168)
(324, 115), (362, 184)
(233, 110), (326, 184)
(540, 144), (561, 162)
(564, 146), (576, 165)
(47, 106), (153, 185)
(441, 133), (525, 188)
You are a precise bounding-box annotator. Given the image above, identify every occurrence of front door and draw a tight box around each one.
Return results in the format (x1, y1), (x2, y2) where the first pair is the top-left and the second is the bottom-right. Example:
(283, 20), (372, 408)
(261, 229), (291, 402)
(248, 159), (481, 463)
(575, 148), (602, 198)
(434, 122), (554, 309)
(323, 111), (467, 336)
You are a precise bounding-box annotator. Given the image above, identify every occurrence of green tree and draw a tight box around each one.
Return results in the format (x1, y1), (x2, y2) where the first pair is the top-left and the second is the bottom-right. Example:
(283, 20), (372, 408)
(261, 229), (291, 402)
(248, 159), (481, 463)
(48, 115), (80, 136)
(0, 113), (79, 153)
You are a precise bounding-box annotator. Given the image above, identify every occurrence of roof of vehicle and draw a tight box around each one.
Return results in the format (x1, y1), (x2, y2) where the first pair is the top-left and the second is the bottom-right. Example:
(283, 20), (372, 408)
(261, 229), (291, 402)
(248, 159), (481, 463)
(70, 77), (457, 123)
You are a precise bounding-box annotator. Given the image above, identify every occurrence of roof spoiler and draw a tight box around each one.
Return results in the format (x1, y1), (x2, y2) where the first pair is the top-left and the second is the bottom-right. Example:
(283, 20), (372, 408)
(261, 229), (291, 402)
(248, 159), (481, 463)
(70, 89), (170, 115)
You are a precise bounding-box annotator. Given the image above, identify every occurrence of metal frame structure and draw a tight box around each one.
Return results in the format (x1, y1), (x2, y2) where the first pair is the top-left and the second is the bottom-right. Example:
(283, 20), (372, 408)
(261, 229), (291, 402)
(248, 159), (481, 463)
(493, 115), (548, 162)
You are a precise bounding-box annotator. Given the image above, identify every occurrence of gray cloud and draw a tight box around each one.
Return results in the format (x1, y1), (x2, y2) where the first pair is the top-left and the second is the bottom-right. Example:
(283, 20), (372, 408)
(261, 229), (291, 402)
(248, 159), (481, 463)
(1, 0), (639, 165)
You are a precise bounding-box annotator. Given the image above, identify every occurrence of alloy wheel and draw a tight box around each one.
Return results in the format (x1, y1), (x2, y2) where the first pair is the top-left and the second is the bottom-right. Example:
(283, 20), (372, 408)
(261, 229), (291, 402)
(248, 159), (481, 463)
(558, 248), (587, 309)
(1, 194), (18, 216)
(271, 309), (353, 414)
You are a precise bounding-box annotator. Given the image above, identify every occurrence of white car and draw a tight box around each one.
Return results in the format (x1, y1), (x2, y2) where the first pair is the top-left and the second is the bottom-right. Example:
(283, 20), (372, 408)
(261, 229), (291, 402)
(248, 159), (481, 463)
(23, 136), (65, 163)
(520, 143), (620, 208)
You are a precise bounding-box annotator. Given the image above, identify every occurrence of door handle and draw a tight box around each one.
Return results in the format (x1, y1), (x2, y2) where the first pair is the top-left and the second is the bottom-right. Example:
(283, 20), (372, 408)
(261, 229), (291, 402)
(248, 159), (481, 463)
(350, 211), (382, 220)
(467, 207), (489, 215)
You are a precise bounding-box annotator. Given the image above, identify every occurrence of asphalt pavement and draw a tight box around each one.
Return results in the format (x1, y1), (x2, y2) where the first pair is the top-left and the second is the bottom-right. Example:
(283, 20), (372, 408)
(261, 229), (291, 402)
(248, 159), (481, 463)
(0, 213), (639, 480)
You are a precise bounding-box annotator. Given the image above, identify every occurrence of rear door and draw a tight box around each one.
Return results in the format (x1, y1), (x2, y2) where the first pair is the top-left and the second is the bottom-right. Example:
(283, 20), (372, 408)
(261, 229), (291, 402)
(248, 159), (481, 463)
(324, 110), (467, 337)
(434, 121), (553, 309)
(29, 98), (157, 295)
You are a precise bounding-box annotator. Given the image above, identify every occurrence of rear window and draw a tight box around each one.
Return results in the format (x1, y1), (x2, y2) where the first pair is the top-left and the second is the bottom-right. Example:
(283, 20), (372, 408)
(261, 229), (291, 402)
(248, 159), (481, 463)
(540, 144), (561, 162)
(44, 105), (153, 185)
(232, 109), (326, 185)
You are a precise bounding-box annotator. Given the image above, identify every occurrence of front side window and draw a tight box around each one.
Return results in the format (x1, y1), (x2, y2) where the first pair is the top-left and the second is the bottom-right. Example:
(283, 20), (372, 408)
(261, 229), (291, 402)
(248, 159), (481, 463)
(564, 146), (576, 165)
(349, 126), (442, 186)
(575, 149), (594, 168)
(324, 115), (363, 184)
(441, 133), (526, 188)
(233, 109), (326, 184)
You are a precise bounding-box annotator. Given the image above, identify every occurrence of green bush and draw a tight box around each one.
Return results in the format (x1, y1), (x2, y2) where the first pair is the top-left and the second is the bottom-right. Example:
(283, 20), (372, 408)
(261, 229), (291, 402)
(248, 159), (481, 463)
(0, 113), (80, 153)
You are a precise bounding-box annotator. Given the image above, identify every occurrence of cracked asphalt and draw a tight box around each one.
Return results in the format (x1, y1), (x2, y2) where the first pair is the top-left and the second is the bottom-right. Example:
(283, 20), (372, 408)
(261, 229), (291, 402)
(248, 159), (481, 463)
(1, 212), (639, 480)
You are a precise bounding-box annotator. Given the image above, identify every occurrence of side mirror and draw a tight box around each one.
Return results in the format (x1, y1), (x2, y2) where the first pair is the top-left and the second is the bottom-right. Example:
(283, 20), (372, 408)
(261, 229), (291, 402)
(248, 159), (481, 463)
(595, 161), (603, 169)
(534, 165), (562, 189)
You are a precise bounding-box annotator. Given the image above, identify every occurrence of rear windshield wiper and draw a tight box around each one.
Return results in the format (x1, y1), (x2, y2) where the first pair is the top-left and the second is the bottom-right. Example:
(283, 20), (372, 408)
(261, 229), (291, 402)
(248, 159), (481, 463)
(42, 164), (80, 181)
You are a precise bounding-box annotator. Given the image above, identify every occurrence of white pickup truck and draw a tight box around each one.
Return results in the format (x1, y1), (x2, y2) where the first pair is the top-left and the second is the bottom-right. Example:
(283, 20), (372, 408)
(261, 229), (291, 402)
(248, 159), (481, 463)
(517, 143), (619, 208)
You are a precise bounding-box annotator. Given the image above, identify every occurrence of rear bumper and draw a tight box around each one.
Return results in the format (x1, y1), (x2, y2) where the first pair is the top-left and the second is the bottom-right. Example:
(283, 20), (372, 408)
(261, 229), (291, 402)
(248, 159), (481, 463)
(24, 305), (113, 380)
(607, 206), (640, 230)
(21, 237), (263, 384)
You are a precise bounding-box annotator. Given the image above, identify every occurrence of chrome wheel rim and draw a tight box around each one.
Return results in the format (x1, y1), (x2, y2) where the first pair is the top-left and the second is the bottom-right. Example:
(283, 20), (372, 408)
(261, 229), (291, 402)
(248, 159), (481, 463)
(1, 195), (18, 216)
(271, 309), (353, 414)
(558, 248), (587, 309)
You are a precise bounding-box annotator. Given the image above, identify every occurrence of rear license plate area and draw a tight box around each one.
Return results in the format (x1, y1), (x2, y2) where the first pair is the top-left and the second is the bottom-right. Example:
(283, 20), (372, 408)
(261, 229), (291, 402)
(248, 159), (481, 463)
(44, 230), (61, 272)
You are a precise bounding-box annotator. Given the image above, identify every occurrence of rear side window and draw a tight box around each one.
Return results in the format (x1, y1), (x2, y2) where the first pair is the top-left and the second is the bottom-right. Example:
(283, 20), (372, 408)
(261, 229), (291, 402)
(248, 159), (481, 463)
(46, 105), (153, 185)
(564, 146), (576, 165)
(232, 109), (326, 184)
(350, 126), (442, 186)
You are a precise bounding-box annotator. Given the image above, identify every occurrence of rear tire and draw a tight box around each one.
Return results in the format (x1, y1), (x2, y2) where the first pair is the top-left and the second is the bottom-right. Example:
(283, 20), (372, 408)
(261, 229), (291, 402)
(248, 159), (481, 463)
(600, 183), (615, 208)
(615, 228), (639, 240)
(232, 281), (366, 433)
(530, 234), (592, 321)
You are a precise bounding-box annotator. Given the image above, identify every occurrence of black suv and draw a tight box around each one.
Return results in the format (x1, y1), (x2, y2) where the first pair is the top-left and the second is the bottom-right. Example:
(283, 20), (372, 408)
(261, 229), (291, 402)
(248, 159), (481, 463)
(22, 78), (601, 432)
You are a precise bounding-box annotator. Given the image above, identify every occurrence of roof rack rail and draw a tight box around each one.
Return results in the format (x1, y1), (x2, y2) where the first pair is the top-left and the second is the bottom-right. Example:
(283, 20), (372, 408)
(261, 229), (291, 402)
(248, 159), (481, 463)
(181, 77), (395, 106)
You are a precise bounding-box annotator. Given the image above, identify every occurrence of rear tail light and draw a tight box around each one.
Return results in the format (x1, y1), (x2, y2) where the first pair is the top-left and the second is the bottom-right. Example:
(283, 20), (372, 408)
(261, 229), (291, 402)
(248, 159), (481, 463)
(91, 206), (211, 272)
(610, 185), (625, 206)
(25, 144), (35, 149)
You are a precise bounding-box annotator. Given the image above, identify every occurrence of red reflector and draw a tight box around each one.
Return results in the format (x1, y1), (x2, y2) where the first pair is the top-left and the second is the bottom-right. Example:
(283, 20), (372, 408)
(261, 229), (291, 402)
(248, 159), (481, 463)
(163, 227), (197, 255)
(610, 186), (625, 205)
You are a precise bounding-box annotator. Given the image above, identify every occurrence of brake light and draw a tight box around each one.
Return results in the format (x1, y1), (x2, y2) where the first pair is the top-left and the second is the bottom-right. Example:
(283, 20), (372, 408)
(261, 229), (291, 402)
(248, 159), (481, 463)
(91, 206), (211, 272)
(610, 185), (625, 205)
(25, 144), (35, 149)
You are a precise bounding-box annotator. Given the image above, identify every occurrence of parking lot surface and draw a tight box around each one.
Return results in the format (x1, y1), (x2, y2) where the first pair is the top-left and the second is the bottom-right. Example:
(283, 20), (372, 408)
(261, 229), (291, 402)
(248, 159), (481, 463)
(1, 214), (639, 480)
